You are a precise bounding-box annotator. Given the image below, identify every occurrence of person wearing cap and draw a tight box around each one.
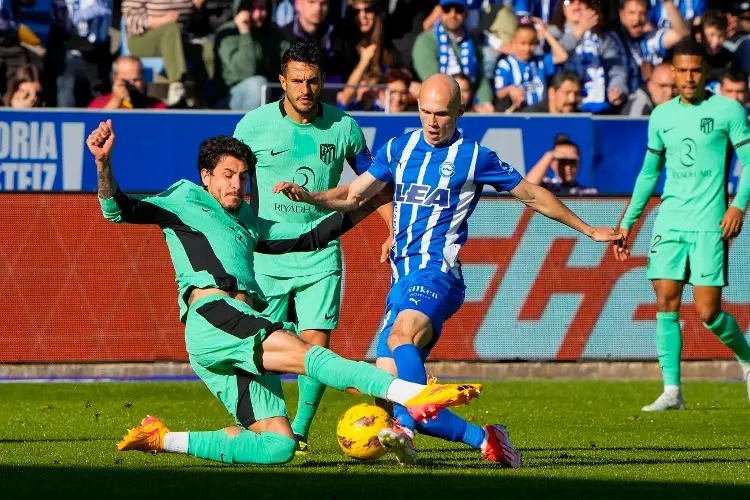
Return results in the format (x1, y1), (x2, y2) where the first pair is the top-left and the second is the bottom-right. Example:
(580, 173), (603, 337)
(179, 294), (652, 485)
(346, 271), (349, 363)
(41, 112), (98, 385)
(411, 0), (494, 110)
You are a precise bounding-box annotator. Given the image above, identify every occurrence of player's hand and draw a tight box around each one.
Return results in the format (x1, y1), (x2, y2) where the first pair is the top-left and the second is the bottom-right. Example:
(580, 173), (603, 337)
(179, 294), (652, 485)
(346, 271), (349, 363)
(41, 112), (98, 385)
(612, 227), (631, 261)
(272, 181), (313, 203)
(87, 119), (115, 165)
(588, 226), (622, 243)
(380, 234), (393, 264)
(720, 206), (744, 240)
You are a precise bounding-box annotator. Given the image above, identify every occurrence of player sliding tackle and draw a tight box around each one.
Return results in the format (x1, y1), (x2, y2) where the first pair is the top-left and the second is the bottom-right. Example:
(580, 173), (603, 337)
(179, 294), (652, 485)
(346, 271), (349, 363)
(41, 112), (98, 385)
(274, 73), (623, 467)
(87, 120), (482, 465)
(614, 38), (750, 412)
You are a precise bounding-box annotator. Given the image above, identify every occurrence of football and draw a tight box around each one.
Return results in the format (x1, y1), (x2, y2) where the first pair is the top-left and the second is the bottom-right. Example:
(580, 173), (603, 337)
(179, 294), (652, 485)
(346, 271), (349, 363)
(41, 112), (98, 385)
(335, 403), (392, 461)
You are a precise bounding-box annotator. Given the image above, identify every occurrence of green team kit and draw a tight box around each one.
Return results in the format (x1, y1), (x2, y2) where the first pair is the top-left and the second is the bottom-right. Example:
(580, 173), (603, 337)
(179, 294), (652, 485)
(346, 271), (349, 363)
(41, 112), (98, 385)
(621, 93), (750, 401)
(100, 180), (357, 426)
(233, 100), (373, 443)
(234, 101), (369, 331)
(621, 94), (750, 284)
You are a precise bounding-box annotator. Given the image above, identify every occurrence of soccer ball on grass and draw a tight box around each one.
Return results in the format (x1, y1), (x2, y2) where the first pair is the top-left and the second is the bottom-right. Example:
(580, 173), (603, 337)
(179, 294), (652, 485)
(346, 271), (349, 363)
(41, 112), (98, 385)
(336, 403), (391, 461)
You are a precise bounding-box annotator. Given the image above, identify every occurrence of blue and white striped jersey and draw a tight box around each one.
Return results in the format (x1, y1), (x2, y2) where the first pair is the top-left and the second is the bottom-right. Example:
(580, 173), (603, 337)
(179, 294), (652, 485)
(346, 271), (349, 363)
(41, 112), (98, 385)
(368, 130), (522, 282)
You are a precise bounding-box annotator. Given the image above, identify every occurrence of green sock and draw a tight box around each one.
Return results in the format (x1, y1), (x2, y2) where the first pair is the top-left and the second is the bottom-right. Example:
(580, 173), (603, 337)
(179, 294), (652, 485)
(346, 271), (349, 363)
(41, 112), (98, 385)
(291, 375), (326, 440)
(187, 429), (295, 465)
(656, 312), (682, 387)
(705, 311), (750, 364)
(304, 345), (394, 399)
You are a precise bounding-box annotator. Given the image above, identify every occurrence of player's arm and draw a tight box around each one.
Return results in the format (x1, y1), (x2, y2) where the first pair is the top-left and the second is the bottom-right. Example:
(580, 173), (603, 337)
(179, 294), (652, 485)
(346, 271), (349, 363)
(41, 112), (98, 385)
(619, 114), (666, 230)
(346, 121), (394, 262)
(255, 188), (392, 254)
(476, 147), (621, 243)
(510, 179), (619, 241)
(89, 120), (181, 225)
(721, 100), (750, 239)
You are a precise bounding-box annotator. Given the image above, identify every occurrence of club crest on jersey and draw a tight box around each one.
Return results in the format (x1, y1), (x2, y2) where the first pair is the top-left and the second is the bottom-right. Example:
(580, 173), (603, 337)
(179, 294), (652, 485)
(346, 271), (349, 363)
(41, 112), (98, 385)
(320, 144), (336, 164)
(700, 117), (714, 134)
(439, 162), (455, 178)
(395, 183), (450, 208)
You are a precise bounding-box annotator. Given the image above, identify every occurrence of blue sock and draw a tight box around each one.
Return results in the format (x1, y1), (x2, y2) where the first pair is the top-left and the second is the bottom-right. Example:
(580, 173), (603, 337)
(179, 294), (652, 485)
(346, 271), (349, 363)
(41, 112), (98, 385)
(415, 411), (486, 449)
(391, 344), (427, 432)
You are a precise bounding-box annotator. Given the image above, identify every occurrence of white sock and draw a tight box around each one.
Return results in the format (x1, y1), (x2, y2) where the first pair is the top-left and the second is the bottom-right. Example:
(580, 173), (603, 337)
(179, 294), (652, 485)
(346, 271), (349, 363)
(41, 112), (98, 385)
(740, 362), (750, 379)
(163, 432), (189, 454)
(664, 385), (681, 398)
(385, 379), (425, 405)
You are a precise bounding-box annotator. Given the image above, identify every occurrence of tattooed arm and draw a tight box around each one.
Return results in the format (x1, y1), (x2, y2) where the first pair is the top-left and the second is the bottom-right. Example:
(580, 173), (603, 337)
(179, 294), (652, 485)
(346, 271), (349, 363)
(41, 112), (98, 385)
(88, 120), (118, 199)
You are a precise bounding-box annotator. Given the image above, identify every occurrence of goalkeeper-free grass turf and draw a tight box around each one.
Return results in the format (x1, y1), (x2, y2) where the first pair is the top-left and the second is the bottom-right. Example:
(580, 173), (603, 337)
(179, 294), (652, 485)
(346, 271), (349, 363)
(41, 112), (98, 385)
(0, 380), (749, 499)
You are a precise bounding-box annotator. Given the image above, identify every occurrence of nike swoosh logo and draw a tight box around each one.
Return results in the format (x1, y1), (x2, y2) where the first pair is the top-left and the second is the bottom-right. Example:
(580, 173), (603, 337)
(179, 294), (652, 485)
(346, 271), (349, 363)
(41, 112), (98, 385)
(201, 208), (210, 212)
(304, 402), (316, 407)
(324, 311), (337, 320)
(700, 272), (718, 278)
(663, 127), (676, 133)
(270, 149), (288, 156)
(220, 453), (225, 463)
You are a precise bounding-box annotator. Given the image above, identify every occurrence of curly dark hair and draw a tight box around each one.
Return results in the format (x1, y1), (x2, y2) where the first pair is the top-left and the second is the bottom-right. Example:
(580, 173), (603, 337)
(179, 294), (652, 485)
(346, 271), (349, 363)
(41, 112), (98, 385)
(197, 136), (255, 181)
(281, 41), (325, 76)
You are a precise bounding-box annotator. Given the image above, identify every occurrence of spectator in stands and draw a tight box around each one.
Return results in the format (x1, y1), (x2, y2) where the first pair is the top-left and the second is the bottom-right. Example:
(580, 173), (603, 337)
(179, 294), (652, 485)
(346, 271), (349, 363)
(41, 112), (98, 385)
(718, 66), (748, 106)
(699, 10), (736, 84)
(411, 0), (494, 107)
(452, 72), (493, 112)
(377, 67), (411, 112)
(494, 21), (569, 112)
(478, 3), (518, 78)
(620, 61), (674, 115)
(726, 1), (750, 74)
(607, 0), (688, 94)
(87, 55), (167, 108)
(549, 0), (628, 113)
(45, 0), (113, 108)
(515, 0), (559, 24)
(648, 0), (705, 29)
(526, 134), (598, 195)
(213, 0), (288, 110)
(341, 0), (400, 77)
(524, 70), (582, 112)
(2, 63), (43, 107)
(336, 66), (380, 110)
(384, 0), (438, 72)
(121, 0), (195, 105)
(0, 0), (39, 96)
(280, 0), (346, 80)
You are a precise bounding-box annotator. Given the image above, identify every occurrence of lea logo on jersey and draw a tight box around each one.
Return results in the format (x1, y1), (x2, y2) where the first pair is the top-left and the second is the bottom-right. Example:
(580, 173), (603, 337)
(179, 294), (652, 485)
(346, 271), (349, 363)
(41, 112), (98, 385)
(395, 183), (450, 208)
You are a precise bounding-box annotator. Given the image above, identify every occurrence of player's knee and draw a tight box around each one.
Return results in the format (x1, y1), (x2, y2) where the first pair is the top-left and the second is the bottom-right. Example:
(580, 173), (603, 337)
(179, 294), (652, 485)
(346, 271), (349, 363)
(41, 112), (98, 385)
(655, 294), (680, 313)
(262, 433), (296, 464)
(386, 329), (415, 351)
(696, 304), (721, 325)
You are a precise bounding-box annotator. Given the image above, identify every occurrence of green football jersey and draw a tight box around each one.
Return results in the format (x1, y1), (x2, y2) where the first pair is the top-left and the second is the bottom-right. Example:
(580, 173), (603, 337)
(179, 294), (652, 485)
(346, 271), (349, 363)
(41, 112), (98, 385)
(99, 180), (352, 322)
(234, 100), (368, 277)
(622, 94), (750, 232)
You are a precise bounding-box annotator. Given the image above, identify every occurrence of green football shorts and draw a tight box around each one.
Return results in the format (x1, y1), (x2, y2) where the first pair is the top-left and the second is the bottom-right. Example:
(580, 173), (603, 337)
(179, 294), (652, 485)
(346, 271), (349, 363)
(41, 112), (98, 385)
(256, 270), (342, 331)
(185, 295), (296, 427)
(646, 229), (727, 287)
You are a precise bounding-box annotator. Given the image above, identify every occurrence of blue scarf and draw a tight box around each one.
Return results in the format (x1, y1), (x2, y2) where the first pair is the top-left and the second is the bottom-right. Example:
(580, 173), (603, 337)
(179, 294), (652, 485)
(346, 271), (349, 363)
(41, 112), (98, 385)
(434, 22), (478, 82)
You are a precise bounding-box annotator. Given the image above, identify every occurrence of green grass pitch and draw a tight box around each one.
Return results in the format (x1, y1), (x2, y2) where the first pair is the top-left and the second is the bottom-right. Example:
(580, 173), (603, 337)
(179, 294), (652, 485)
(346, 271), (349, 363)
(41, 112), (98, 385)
(1, 380), (749, 499)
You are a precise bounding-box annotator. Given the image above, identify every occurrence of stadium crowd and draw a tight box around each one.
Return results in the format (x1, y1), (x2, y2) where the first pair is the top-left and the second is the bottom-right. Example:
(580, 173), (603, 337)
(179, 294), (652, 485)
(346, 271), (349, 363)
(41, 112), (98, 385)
(0, 0), (748, 113)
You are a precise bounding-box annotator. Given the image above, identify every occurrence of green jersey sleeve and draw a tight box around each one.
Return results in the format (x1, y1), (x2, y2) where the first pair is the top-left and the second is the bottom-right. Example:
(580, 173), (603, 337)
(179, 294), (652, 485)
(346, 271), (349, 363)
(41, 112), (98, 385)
(99, 181), (187, 225)
(255, 212), (353, 254)
(727, 100), (750, 211)
(345, 118), (373, 175)
(620, 112), (666, 229)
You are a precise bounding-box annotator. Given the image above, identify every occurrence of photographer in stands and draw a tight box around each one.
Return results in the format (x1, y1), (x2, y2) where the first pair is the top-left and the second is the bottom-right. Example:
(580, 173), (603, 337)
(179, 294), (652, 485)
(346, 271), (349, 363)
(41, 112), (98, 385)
(526, 133), (598, 195)
(87, 55), (167, 109)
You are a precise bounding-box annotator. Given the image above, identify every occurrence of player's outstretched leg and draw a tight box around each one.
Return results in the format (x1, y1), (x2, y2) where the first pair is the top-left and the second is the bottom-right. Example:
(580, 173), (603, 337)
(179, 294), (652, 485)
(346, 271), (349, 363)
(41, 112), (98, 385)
(261, 330), (483, 420)
(117, 416), (297, 465)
